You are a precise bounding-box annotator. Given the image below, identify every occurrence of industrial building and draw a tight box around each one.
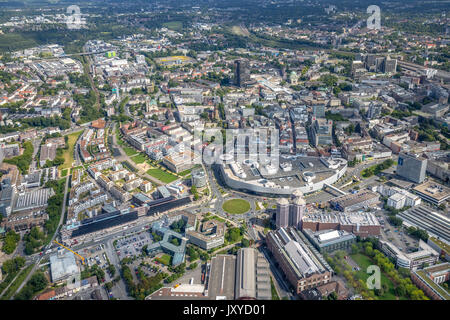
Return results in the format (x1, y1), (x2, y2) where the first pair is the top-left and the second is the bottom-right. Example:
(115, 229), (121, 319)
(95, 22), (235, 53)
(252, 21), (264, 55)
(302, 229), (356, 254)
(398, 206), (450, 242)
(302, 210), (381, 237)
(266, 228), (333, 294)
(207, 255), (237, 300)
(330, 190), (379, 212)
(13, 187), (55, 213)
(234, 248), (271, 300)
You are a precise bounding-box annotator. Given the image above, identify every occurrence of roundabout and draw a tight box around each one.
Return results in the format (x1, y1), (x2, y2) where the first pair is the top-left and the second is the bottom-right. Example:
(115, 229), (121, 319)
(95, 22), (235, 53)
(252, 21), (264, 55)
(222, 199), (251, 214)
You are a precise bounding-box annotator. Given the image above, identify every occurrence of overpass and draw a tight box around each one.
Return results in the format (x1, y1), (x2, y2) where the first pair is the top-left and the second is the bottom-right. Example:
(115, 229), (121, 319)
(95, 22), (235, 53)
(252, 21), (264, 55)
(323, 183), (347, 196)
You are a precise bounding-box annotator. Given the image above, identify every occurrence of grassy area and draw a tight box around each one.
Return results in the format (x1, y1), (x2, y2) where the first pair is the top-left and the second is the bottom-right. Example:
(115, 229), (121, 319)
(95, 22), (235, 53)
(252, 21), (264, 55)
(155, 254), (172, 266)
(162, 21), (183, 31)
(270, 277), (280, 300)
(0, 264), (34, 300)
(255, 202), (262, 211)
(60, 130), (83, 170)
(60, 168), (68, 177)
(350, 253), (397, 300)
(222, 199), (250, 214)
(131, 153), (147, 164)
(178, 169), (192, 177)
(123, 146), (138, 157)
(147, 168), (178, 183)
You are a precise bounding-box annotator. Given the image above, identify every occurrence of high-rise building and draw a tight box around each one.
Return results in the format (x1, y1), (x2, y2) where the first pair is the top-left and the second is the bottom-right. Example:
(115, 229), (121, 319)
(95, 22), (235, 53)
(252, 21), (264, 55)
(383, 57), (397, 73)
(276, 190), (306, 229)
(367, 103), (382, 119)
(290, 190), (305, 229)
(311, 118), (333, 146)
(276, 198), (290, 228)
(397, 153), (428, 184)
(234, 59), (250, 87)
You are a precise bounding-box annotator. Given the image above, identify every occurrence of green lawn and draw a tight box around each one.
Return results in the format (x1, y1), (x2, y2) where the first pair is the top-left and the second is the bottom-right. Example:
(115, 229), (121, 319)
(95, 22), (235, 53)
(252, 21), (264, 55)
(178, 169), (191, 177)
(162, 21), (183, 31)
(61, 168), (68, 177)
(155, 254), (172, 266)
(131, 153), (147, 164)
(147, 168), (178, 183)
(270, 277), (280, 300)
(350, 253), (398, 300)
(60, 130), (83, 170)
(123, 146), (138, 157)
(222, 199), (251, 214)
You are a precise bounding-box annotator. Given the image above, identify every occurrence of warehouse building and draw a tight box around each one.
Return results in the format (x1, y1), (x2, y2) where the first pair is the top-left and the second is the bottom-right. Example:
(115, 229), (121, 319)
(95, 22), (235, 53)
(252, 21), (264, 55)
(330, 190), (379, 212)
(266, 227), (333, 294)
(398, 206), (450, 242)
(234, 248), (271, 300)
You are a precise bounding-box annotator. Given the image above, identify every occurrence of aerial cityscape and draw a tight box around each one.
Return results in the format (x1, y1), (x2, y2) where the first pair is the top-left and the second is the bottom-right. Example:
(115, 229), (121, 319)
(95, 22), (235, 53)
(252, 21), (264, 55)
(0, 0), (449, 306)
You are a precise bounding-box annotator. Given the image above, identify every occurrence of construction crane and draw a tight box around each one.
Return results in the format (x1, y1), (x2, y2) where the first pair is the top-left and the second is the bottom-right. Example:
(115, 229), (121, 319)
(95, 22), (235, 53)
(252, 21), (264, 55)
(53, 240), (86, 265)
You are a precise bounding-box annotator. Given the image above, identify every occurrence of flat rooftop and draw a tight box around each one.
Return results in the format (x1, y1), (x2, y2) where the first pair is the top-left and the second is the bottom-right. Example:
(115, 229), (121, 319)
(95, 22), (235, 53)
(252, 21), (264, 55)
(224, 155), (346, 189)
(207, 255), (236, 300)
(413, 181), (450, 202)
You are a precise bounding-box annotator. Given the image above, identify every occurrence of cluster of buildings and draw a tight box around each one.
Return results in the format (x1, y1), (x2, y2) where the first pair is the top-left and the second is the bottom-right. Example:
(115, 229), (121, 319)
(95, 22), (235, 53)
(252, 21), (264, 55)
(78, 120), (109, 163)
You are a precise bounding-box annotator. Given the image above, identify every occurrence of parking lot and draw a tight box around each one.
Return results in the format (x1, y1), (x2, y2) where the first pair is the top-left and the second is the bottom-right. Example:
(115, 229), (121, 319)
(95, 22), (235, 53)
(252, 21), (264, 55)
(379, 211), (420, 252)
(114, 231), (153, 260)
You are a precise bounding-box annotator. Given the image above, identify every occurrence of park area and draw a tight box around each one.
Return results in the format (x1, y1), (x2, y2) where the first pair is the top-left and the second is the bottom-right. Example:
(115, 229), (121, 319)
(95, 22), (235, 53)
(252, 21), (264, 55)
(130, 153), (148, 164)
(326, 240), (429, 300)
(350, 253), (398, 300)
(147, 168), (178, 184)
(222, 199), (250, 214)
(60, 130), (83, 170)
(154, 254), (172, 266)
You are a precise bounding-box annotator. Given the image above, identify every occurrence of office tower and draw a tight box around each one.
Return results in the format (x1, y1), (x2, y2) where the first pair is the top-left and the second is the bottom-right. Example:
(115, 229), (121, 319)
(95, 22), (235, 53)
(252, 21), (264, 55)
(397, 152), (428, 183)
(276, 198), (290, 228)
(311, 118), (333, 146)
(383, 57), (397, 73)
(234, 59), (250, 87)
